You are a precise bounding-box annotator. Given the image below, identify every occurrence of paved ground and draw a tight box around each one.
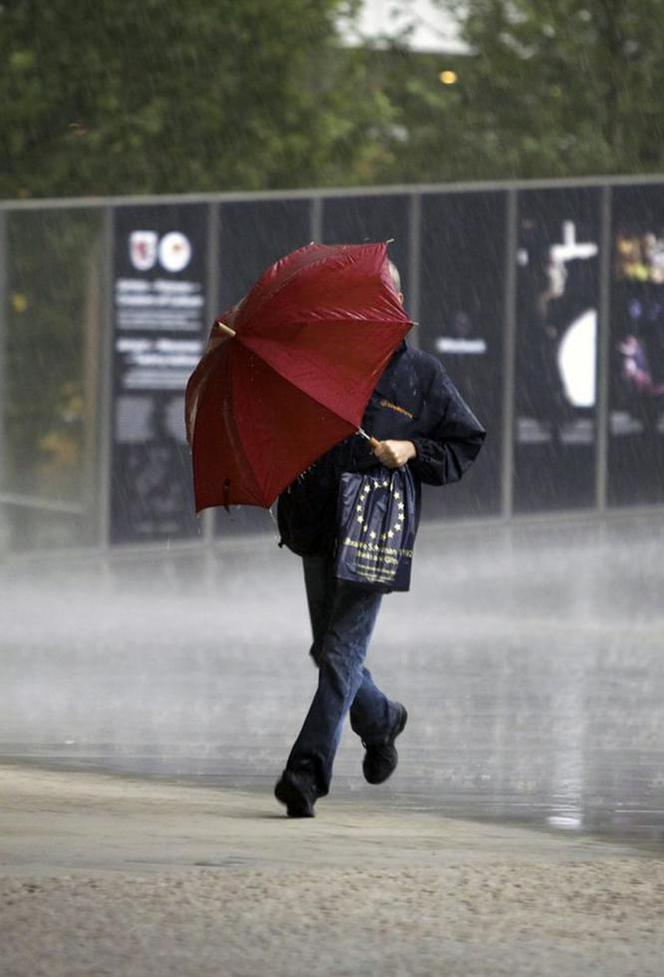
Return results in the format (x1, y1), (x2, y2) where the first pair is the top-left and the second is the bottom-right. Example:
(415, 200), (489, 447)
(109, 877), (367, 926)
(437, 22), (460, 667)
(1, 512), (663, 838)
(2, 513), (664, 975)
(2, 762), (663, 977)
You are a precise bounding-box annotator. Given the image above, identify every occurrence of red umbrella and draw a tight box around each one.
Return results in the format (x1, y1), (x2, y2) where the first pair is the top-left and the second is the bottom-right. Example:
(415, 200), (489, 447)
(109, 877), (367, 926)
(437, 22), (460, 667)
(185, 241), (412, 512)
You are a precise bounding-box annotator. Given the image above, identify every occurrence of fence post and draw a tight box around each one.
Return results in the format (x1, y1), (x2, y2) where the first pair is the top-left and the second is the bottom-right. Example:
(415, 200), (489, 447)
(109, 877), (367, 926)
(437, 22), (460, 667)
(311, 194), (323, 243)
(96, 206), (114, 550)
(0, 210), (9, 554)
(596, 185), (612, 514)
(407, 192), (422, 349)
(500, 188), (518, 521)
(203, 200), (220, 547)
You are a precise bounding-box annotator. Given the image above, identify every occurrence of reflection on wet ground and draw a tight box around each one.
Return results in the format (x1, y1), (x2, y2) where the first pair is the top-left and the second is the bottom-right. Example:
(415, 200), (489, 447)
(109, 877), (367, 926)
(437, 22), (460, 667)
(1, 512), (663, 842)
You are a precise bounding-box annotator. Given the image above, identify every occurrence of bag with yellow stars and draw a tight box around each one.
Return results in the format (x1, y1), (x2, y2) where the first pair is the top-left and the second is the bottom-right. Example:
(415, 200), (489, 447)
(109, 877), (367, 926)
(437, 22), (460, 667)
(334, 465), (418, 592)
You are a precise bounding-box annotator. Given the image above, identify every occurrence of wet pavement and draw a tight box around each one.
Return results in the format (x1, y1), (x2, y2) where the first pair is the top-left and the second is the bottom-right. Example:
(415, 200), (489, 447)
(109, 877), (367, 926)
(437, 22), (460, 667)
(1, 511), (663, 842)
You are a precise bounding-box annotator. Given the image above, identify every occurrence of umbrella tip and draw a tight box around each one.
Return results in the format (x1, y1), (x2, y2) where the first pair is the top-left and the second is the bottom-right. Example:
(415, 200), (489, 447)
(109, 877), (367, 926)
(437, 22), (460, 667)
(215, 321), (236, 338)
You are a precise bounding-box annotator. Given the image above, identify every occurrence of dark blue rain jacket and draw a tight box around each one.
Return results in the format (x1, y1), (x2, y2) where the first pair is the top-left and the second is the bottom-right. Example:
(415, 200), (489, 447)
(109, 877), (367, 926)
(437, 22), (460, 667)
(277, 341), (486, 556)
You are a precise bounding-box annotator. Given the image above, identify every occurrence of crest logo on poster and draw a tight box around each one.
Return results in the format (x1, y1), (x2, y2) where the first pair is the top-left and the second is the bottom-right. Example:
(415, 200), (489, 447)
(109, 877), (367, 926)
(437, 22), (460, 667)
(128, 230), (192, 273)
(129, 231), (158, 271)
(159, 231), (192, 273)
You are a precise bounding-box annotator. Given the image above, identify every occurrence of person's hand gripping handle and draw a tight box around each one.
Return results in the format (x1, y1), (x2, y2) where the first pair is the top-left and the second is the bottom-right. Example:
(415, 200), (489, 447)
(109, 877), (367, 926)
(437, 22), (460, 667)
(370, 437), (417, 470)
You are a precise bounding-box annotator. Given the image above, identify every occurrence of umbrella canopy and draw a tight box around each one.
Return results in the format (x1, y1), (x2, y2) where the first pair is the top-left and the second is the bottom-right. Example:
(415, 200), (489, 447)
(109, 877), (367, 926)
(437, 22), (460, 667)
(185, 241), (412, 512)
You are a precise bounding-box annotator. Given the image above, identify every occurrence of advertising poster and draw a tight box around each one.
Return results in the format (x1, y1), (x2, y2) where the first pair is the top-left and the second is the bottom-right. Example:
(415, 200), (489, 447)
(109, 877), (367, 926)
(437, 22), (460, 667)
(322, 194), (410, 296)
(417, 190), (506, 519)
(110, 204), (208, 544)
(608, 183), (664, 506)
(215, 197), (313, 537)
(513, 187), (601, 513)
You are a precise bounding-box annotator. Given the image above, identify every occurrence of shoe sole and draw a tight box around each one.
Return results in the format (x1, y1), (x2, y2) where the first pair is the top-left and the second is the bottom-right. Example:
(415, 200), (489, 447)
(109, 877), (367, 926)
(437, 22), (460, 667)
(274, 777), (315, 818)
(394, 705), (408, 740)
(363, 705), (408, 785)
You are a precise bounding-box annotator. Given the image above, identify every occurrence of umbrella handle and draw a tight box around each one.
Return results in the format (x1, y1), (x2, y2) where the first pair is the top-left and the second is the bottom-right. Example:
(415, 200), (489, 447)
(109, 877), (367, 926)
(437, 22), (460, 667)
(357, 427), (381, 450)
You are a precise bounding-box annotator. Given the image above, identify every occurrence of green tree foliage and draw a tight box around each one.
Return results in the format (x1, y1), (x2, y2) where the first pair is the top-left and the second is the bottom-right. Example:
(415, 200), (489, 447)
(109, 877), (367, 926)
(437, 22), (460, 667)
(364, 0), (664, 185)
(358, 45), (475, 185)
(460, 0), (664, 177)
(4, 0), (661, 198)
(5, 211), (98, 489)
(0, 0), (395, 198)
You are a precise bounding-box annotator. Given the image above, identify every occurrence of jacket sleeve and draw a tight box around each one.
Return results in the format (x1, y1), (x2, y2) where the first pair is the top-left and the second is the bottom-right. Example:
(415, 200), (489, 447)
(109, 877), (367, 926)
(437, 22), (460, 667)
(409, 364), (486, 486)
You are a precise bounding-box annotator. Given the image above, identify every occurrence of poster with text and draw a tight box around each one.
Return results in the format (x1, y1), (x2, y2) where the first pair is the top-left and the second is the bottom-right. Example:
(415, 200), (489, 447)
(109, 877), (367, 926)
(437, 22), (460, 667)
(110, 204), (208, 544)
(608, 183), (664, 506)
(513, 187), (601, 513)
(417, 190), (506, 519)
(215, 197), (314, 537)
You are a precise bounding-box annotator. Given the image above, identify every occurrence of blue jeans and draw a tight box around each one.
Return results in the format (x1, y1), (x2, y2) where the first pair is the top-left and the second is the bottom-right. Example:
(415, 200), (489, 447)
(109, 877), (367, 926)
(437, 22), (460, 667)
(285, 554), (399, 797)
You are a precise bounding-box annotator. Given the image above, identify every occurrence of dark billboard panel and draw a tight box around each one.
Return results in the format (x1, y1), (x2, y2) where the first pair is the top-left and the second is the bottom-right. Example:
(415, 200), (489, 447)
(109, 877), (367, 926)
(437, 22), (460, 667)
(417, 191), (506, 519)
(218, 197), (312, 310)
(608, 183), (664, 507)
(110, 204), (208, 544)
(513, 187), (601, 513)
(216, 197), (313, 536)
(322, 194), (410, 295)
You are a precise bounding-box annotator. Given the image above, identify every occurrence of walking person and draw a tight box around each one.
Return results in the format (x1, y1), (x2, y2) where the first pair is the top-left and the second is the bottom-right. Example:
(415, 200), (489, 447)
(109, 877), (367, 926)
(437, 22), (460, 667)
(274, 263), (486, 817)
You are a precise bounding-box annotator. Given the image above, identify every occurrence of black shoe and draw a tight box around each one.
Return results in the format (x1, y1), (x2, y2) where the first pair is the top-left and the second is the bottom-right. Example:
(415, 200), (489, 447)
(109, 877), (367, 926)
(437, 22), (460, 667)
(274, 770), (317, 818)
(362, 704), (408, 785)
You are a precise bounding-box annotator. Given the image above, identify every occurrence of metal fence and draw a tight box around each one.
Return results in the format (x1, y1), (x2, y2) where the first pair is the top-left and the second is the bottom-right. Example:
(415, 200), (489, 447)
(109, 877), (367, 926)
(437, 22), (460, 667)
(1, 174), (663, 554)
